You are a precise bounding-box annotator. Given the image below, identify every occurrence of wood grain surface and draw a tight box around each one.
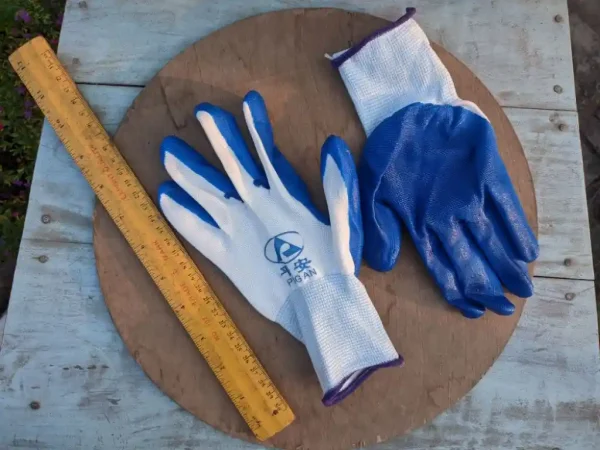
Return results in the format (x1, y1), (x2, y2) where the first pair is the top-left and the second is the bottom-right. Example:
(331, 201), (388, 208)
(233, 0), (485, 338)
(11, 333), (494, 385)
(92, 10), (538, 449)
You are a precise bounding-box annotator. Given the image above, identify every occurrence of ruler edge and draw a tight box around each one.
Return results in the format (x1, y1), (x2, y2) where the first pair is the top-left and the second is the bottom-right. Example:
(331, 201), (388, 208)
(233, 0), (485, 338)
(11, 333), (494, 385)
(8, 36), (295, 441)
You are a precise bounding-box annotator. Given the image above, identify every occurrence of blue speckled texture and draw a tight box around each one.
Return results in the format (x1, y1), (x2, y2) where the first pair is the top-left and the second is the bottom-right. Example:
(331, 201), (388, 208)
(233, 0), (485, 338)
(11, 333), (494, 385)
(360, 103), (539, 318)
(333, 11), (539, 318)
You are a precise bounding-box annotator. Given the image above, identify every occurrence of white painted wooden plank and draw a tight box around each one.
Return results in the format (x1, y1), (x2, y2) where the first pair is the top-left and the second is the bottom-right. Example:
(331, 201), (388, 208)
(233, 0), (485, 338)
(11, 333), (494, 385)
(505, 108), (593, 280)
(57, 0), (575, 111)
(21, 85), (592, 279)
(390, 279), (600, 450)
(0, 242), (246, 450)
(1, 239), (598, 449)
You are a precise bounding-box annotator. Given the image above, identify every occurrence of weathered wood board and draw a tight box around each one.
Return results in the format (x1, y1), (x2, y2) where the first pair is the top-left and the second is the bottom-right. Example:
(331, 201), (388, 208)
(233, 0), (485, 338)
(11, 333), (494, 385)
(19, 85), (139, 246)
(58, 0), (576, 111)
(1, 239), (598, 449)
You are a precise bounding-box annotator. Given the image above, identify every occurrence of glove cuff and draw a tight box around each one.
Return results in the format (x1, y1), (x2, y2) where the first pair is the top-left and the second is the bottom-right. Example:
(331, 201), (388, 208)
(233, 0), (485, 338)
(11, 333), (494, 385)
(329, 8), (461, 136)
(286, 274), (402, 406)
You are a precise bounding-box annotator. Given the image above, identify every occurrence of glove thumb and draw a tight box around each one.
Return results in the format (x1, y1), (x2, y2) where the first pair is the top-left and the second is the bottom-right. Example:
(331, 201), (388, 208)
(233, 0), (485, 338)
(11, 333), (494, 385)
(359, 162), (403, 272)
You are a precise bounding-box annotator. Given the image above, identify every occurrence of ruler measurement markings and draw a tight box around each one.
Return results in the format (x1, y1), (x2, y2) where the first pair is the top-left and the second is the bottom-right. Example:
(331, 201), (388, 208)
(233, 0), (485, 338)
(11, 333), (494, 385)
(9, 37), (294, 441)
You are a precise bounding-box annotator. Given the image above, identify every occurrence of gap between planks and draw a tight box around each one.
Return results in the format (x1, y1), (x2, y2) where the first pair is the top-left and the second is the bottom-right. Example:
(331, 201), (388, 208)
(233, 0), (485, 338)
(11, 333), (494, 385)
(74, 80), (582, 114)
(17, 236), (595, 283)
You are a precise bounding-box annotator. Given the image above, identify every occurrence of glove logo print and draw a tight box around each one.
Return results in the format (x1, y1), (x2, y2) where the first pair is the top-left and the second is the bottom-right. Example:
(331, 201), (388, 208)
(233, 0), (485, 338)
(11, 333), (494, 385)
(264, 231), (304, 264)
(265, 231), (318, 286)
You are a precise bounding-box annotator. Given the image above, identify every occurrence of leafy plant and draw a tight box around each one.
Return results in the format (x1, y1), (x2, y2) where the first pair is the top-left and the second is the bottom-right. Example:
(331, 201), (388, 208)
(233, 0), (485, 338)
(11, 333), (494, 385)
(0, 0), (64, 261)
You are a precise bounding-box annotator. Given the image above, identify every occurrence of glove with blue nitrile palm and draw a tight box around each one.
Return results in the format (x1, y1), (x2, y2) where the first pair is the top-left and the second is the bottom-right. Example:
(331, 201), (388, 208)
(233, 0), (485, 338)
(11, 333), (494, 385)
(329, 8), (539, 319)
(157, 90), (401, 405)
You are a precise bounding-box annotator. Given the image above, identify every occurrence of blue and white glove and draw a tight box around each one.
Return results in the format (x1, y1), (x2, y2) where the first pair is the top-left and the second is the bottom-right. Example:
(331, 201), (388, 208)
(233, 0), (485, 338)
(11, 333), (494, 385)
(330, 8), (539, 319)
(157, 91), (401, 405)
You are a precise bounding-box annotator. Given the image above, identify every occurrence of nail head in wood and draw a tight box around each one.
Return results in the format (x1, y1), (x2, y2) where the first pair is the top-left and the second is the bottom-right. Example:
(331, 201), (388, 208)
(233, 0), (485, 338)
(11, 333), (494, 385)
(563, 258), (573, 266)
(29, 401), (40, 410)
(553, 85), (563, 94)
(557, 123), (568, 131)
(41, 214), (52, 224)
(565, 292), (576, 301)
(553, 14), (563, 23)
(38, 255), (49, 264)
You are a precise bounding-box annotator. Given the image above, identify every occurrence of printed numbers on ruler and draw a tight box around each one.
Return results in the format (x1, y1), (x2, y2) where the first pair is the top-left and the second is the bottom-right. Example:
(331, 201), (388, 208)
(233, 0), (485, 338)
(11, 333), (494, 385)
(9, 37), (294, 441)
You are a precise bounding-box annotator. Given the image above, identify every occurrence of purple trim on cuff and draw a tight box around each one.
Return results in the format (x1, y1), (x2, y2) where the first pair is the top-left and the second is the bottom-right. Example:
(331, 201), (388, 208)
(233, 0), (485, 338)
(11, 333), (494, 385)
(330, 7), (417, 69)
(321, 355), (404, 406)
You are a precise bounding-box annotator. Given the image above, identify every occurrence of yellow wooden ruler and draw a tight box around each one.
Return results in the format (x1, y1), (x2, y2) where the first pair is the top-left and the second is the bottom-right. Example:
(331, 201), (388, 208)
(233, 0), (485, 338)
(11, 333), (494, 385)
(9, 37), (294, 441)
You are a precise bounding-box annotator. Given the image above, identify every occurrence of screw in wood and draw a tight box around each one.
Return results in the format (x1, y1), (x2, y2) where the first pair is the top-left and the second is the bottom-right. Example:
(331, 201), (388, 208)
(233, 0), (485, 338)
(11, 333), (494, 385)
(554, 85), (563, 94)
(29, 401), (40, 410)
(38, 255), (48, 264)
(557, 123), (568, 132)
(563, 258), (573, 266)
(565, 293), (576, 301)
(41, 214), (52, 224)
(554, 14), (563, 23)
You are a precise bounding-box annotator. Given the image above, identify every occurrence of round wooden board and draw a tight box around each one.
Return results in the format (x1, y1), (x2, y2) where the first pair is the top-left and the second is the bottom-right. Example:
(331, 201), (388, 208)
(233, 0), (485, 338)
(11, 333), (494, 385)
(93, 9), (538, 450)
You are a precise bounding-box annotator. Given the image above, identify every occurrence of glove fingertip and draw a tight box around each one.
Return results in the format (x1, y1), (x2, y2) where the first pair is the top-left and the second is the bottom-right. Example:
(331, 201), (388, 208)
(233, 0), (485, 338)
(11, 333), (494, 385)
(508, 216), (539, 263)
(195, 100), (268, 191)
(503, 257), (535, 299)
(194, 103), (239, 140)
(364, 253), (397, 272)
(511, 275), (534, 299)
(158, 181), (219, 229)
(523, 237), (540, 263)
(497, 301), (516, 316)
(490, 296), (515, 316)
(444, 297), (486, 319)
(460, 307), (486, 319)
(363, 235), (400, 272)
(160, 135), (195, 167)
(468, 292), (515, 317)
(157, 180), (180, 200)
(243, 90), (276, 161)
(160, 135), (178, 163)
(194, 102), (223, 119)
(320, 136), (355, 178)
(362, 202), (402, 272)
(322, 135), (350, 153)
(243, 90), (268, 117)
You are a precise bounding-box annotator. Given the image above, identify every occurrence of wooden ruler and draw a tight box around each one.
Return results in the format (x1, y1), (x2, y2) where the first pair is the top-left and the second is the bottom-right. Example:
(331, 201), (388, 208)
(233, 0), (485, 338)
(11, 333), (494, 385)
(9, 37), (294, 441)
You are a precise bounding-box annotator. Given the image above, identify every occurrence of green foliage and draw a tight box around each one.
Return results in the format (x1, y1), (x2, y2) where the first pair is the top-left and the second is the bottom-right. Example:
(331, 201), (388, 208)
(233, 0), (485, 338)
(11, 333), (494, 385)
(0, 0), (64, 261)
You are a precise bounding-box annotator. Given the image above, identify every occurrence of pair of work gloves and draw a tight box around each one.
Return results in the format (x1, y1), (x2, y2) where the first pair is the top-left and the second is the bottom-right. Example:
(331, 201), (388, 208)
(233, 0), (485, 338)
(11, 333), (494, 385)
(157, 8), (538, 406)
